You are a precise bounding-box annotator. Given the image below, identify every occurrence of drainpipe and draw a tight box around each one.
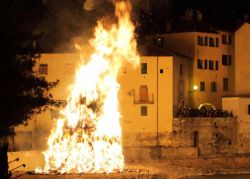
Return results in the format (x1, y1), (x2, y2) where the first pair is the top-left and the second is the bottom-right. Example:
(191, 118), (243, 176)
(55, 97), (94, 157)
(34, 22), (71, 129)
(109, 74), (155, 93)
(157, 56), (159, 146)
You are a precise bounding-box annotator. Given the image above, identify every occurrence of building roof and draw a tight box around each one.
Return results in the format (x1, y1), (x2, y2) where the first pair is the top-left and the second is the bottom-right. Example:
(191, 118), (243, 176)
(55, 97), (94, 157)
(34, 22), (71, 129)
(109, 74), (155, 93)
(138, 44), (192, 60)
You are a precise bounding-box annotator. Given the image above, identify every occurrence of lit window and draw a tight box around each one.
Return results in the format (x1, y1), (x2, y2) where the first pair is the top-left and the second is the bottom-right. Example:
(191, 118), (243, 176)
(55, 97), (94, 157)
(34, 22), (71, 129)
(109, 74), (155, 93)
(141, 106), (148, 116)
(211, 82), (217, 92)
(141, 63), (147, 74)
(39, 64), (48, 74)
(200, 82), (205, 91)
(223, 78), (229, 91)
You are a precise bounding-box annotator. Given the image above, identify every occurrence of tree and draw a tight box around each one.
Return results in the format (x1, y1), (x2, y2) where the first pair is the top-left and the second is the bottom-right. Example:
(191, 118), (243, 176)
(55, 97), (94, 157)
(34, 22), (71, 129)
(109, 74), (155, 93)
(0, 0), (63, 136)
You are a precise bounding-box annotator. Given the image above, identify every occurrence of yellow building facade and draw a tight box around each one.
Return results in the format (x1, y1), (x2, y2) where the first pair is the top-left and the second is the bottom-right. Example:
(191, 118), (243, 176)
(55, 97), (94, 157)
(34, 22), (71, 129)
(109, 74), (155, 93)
(13, 53), (191, 151)
(148, 30), (235, 108)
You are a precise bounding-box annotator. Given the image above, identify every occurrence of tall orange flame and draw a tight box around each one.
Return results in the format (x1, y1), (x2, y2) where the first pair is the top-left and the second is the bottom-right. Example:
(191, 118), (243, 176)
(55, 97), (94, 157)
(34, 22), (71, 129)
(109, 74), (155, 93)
(36, 1), (139, 174)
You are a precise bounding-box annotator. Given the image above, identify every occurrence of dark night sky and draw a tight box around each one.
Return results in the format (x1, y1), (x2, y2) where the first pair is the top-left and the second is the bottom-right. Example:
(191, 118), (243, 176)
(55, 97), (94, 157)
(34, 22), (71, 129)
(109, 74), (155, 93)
(2, 0), (250, 52)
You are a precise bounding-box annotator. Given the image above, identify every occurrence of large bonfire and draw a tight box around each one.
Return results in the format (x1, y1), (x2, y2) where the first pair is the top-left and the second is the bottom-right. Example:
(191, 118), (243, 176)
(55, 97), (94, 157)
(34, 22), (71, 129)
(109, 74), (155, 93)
(35, 0), (139, 174)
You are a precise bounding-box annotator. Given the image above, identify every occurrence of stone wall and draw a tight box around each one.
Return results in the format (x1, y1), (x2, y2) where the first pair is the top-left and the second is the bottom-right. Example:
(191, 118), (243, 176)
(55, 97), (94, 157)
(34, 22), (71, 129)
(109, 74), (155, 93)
(172, 117), (238, 157)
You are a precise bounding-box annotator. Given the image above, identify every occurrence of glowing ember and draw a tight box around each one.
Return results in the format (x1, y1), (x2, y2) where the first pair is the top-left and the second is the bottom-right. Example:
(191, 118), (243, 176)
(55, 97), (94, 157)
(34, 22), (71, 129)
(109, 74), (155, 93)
(35, 0), (139, 174)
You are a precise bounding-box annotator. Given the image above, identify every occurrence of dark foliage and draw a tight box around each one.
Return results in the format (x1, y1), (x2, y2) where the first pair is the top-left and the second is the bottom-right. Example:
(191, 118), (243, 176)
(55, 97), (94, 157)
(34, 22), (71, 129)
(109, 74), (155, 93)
(0, 0), (63, 136)
(176, 107), (233, 118)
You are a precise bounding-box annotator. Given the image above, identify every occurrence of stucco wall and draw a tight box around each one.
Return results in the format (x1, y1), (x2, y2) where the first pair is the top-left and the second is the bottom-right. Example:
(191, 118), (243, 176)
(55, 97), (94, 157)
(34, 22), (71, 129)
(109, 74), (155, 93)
(235, 23), (250, 95)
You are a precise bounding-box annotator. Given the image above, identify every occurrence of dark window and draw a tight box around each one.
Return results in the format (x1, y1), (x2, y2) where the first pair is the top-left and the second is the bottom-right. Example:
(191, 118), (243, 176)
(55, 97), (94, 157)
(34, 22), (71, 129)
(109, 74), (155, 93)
(228, 35), (232, 44)
(223, 78), (229, 91)
(222, 34), (227, 44)
(197, 59), (203, 69)
(204, 37), (208, 46)
(215, 61), (219, 70)
(222, 55), (232, 66)
(248, 105), (250, 115)
(211, 82), (217, 92)
(228, 55), (232, 66)
(141, 106), (148, 116)
(216, 38), (219, 47)
(39, 64), (48, 74)
(160, 69), (164, 73)
(180, 64), (183, 76)
(200, 82), (205, 91)
(222, 34), (232, 45)
(209, 60), (214, 70)
(204, 60), (208, 69)
(209, 37), (215, 47)
(222, 55), (227, 65)
(197, 36), (203, 46)
(139, 85), (148, 102)
(141, 63), (147, 74)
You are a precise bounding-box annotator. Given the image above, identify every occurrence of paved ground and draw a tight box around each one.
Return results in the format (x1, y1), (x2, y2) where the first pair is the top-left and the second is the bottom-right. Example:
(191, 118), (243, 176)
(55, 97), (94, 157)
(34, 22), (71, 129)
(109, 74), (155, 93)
(11, 157), (250, 179)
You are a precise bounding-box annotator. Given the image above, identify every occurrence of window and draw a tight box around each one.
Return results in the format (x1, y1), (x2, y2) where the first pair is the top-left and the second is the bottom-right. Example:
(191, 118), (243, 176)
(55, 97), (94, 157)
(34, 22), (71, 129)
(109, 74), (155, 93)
(204, 36), (208, 46)
(39, 64), (48, 74)
(180, 64), (183, 76)
(222, 55), (232, 66)
(222, 34), (227, 44)
(211, 82), (217, 92)
(139, 85), (149, 102)
(141, 63), (147, 74)
(228, 35), (232, 44)
(204, 60), (208, 69)
(223, 78), (229, 91)
(248, 105), (250, 115)
(160, 69), (164, 73)
(200, 82), (205, 91)
(197, 36), (203, 46)
(209, 37), (215, 47)
(141, 106), (148, 116)
(209, 60), (214, 70)
(216, 38), (219, 47)
(228, 55), (232, 66)
(222, 34), (232, 45)
(215, 61), (219, 70)
(197, 59), (203, 69)
(222, 55), (227, 65)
